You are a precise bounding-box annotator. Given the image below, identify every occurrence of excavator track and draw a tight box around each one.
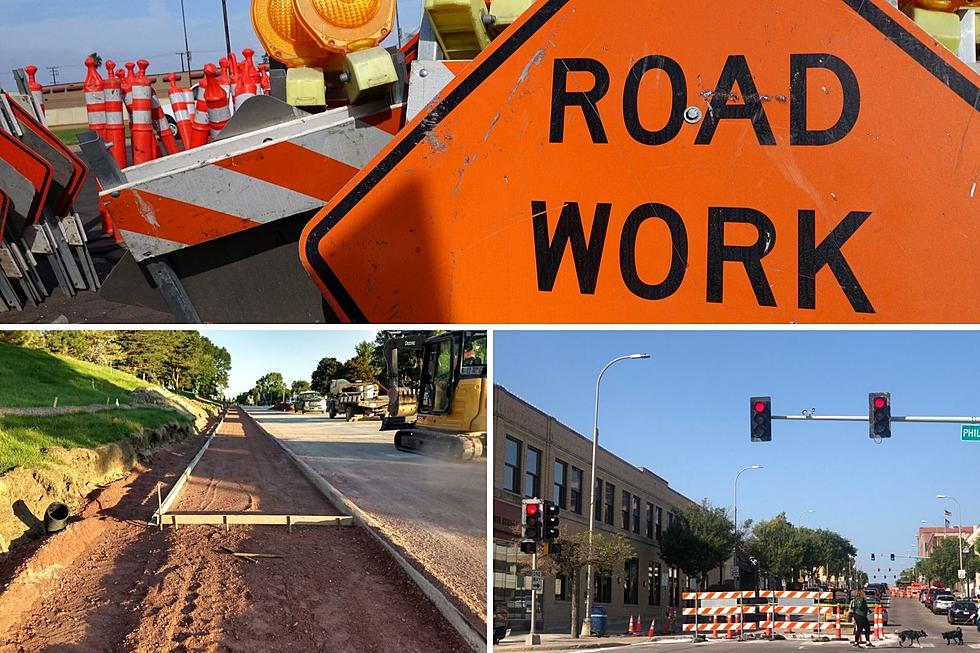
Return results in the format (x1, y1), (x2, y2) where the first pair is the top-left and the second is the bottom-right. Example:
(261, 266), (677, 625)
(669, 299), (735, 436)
(393, 427), (486, 461)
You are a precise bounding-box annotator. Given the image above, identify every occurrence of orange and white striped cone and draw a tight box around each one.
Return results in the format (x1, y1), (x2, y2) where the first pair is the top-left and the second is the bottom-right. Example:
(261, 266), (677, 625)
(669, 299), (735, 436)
(647, 617), (656, 638)
(635, 615), (643, 635)
(168, 72), (194, 147)
(130, 61), (156, 165)
(258, 64), (270, 95)
(834, 605), (842, 640)
(873, 604), (882, 641)
(242, 48), (259, 86)
(190, 74), (211, 149)
(24, 65), (45, 117)
(102, 60), (127, 169)
(83, 57), (107, 141)
(627, 614), (634, 635)
(218, 57), (234, 114)
(233, 65), (257, 110)
(204, 63), (231, 140)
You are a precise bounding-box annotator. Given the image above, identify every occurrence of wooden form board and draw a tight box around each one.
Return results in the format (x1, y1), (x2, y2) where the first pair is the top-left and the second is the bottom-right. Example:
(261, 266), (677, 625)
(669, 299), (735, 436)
(162, 514), (353, 527)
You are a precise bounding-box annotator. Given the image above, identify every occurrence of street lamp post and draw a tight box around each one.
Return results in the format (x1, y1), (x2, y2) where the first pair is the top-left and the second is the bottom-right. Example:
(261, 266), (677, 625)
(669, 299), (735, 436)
(733, 466), (763, 586)
(580, 353), (650, 639)
(937, 494), (968, 599)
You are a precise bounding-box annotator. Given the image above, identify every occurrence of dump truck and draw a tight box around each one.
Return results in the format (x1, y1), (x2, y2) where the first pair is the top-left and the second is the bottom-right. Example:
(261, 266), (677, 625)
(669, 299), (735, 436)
(382, 330), (487, 461)
(329, 380), (388, 421)
(2, 0), (977, 322)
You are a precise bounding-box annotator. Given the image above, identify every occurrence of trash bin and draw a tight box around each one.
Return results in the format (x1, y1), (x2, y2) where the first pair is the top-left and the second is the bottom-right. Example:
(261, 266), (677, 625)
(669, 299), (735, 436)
(590, 606), (608, 636)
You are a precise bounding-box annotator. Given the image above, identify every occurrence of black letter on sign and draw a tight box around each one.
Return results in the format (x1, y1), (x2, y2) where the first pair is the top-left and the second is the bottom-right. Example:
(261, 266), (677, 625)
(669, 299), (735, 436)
(550, 59), (610, 144)
(695, 55), (776, 146)
(619, 203), (688, 300)
(532, 200), (610, 294)
(790, 54), (861, 146)
(798, 210), (874, 313)
(623, 55), (686, 146)
(707, 207), (777, 307)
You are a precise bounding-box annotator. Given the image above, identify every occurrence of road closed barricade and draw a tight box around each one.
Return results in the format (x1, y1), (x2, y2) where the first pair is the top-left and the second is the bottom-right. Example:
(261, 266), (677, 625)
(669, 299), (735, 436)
(681, 591), (757, 638)
(758, 590), (835, 637)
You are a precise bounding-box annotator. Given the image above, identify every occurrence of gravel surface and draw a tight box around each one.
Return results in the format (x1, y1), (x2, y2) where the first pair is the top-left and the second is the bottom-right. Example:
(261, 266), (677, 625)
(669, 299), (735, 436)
(170, 409), (338, 515)
(0, 411), (471, 652)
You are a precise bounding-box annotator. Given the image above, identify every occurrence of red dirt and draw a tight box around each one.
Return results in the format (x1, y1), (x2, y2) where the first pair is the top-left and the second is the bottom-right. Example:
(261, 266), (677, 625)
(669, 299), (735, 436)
(170, 410), (338, 515)
(0, 409), (471, 652)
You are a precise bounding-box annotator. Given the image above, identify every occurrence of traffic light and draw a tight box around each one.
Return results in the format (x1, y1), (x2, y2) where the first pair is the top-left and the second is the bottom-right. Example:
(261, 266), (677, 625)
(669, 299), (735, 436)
(871, 553), (876, 561)
(890, 553), (895, 561)
(750, 396), (772, 442)
(543, 500), (560, 541)
(869, 392), (891, 438)
(522, 498), (543, 543)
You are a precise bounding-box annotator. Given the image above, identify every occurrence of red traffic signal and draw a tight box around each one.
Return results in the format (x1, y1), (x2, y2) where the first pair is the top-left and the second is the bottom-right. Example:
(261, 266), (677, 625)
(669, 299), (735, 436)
(869, 392), (891, 438)
(522, 498), (542, 542)
(750, 396), (772, 442)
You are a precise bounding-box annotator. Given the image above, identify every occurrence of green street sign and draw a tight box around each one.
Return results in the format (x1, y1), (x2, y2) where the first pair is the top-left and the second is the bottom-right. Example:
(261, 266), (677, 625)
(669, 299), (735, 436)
(962, 425), (980, 441)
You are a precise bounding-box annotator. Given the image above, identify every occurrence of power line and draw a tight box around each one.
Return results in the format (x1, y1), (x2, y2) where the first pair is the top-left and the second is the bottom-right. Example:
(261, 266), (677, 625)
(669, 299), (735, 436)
(45, 66), (59, 84)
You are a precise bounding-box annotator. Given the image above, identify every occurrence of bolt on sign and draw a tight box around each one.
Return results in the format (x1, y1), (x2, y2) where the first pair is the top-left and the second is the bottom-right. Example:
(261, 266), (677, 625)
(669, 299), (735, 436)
(301, 0), (979, 323)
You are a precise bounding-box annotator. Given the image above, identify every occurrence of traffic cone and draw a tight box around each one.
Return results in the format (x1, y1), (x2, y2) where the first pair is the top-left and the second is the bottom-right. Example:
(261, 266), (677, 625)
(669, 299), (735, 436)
(204, 63), (231, 140)
(167, 72), (194, 149)
(233, 66), (256, 110)
(102, 61), (127, 169)
(647, 617), (656, 637)
(218, 57), (234, 114)
(242, 48), (259, 86)
(129, 60), (156, 165)
(258, 64), (270, 95)
(189, 74), (211, 149)
(627, 614), (634, 635)
(23, 65), (45, 117)
(83, 57), (107, 141)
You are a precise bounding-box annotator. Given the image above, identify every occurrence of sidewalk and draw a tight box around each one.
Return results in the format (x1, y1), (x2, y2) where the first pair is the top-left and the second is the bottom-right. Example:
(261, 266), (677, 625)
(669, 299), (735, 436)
(496, 632), (692, 651)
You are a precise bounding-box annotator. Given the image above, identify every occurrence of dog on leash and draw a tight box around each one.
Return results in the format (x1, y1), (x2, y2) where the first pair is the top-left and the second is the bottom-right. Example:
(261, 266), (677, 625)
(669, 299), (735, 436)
(942, 628), (963, 646)
(897, 630), (928, 647)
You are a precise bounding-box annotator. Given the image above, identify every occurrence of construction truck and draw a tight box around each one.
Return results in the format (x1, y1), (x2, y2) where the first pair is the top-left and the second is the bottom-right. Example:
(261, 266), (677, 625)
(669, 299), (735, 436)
(328, 379), (388, 421)
(2, 0), (977, 322)
(382, 330), (487, 461)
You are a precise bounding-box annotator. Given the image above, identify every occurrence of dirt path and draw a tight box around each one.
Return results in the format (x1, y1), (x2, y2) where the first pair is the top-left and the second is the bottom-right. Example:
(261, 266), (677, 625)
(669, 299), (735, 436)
(170, 410), (338, 515)
(0, 410), (470, 652)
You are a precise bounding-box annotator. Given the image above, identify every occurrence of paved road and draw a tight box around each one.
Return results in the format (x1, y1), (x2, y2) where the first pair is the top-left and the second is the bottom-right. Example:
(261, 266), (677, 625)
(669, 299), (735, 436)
(244, 407), (487, 632)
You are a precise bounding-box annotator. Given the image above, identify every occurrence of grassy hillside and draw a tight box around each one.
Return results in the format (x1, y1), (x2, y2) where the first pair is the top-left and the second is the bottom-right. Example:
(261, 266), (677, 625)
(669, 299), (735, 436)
(0, 342), (145, 408)
(0, 408), (187, 474)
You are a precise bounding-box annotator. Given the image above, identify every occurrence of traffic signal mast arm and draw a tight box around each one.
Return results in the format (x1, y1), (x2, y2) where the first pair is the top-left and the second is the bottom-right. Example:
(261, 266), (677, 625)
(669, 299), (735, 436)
(772, 414), (980, 423)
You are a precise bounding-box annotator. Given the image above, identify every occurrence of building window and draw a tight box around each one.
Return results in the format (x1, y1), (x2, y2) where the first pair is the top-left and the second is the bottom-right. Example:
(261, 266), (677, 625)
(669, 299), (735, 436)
(668, 567), (680, 607)
(624, 558), (639, 605)
(553, 459), (568, 508)
(656, 507), (663, 539)
(622, 491), (631, 530)
(503, 437), (522, 493)
(646, 503), (654, 539)
(604, 483), (615, 526)
(668, 511), (674, 527)
(594, 572), (612, 604)
(594, 478), (603, 521)
(570, 467), (583, 514)
(632, 495), (641, 534)
(525, 446), (541, 498)
(649, 562), (662, 606)
(555, 573), (567, 601)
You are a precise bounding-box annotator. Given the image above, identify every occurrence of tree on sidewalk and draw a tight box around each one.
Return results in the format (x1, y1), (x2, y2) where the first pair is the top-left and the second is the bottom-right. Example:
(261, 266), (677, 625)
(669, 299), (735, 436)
(745, 513), (804, 589)
(536, 530), (636, 638)
(659, 500), (736, 588)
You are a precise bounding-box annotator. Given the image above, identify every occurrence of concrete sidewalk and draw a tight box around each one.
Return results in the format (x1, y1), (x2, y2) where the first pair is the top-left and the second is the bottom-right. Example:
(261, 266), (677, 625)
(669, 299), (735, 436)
(497, 633), (692, 651)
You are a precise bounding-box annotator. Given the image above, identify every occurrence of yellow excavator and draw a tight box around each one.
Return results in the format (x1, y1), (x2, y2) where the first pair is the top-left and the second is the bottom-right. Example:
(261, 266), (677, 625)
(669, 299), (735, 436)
(381, 330), (487, 461)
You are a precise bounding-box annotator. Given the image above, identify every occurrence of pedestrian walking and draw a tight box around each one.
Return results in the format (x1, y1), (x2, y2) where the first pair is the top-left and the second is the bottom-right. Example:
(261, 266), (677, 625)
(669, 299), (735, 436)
(850, 589), (873, 648)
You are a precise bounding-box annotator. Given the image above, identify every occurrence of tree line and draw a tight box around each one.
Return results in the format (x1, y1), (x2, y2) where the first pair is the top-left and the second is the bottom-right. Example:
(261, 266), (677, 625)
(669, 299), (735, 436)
(0, 330), (231, 399)
(899, 537), (980, 590)
(233, 332), (427, 405)
(539, 500), (859, 638)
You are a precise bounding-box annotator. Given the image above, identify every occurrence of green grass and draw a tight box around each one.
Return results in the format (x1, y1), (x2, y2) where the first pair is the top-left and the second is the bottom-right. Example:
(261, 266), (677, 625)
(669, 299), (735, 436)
(0, 408), (187, 474)
(51, 124), (130, 147)
(0, 342), (146, 408)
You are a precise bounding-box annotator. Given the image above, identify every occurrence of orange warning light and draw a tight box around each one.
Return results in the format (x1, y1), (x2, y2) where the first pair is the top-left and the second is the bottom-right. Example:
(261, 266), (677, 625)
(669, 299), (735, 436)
(252, 0), (338, 67)
(293, 0), (395, 53)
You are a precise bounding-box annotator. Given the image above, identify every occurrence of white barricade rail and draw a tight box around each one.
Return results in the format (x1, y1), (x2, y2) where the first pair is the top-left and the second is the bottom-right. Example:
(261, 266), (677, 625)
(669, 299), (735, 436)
(683, 622), (758, 633)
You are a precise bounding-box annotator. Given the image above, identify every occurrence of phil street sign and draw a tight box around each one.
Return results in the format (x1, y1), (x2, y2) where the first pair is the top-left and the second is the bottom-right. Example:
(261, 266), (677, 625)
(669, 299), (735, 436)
(962, 425), (980, 441)
(302, 0), (979, 324)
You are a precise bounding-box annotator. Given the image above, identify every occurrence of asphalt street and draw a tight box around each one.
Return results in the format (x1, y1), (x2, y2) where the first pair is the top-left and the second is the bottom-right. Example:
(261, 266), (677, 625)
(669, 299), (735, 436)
(243, 407), (488, 631)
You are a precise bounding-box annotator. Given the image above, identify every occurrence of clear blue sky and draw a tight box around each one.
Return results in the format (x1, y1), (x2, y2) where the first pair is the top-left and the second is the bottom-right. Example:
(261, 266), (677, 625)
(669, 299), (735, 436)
(0, 0), (425, 89)
(205, 329), (377, 397)
(495, 330), (979, 580)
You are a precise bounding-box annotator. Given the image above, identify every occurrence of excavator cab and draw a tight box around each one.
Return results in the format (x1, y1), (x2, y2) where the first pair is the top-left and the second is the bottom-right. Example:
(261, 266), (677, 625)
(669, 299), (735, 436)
(389, 330), (487, 460)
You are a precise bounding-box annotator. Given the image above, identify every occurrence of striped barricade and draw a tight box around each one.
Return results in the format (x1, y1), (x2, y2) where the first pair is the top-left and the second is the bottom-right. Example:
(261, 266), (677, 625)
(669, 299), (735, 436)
(760, 621), (837, 633)
(761, 605), (835, 615)
(684, 622), (758, 633)
(759, 590), (835, 637)
(682, 591), (757, 639)
(758, 590), (833, 600)
(682, 591), (756, 600)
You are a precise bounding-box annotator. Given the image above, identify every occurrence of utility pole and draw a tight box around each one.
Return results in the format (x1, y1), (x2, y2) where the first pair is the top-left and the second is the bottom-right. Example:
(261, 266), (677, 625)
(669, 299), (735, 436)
(527, 551), (540, 646)
(45, 66), (59, 85)
(176, 52), (187, 76)
(180, 0), (192, 82)
(221, 0), (232, 56)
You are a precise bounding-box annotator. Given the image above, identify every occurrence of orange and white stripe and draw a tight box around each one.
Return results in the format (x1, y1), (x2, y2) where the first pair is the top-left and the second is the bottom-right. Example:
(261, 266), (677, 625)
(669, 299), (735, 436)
(758, 590), (833, 599)
(101, 102), (405, 261)
(762, 605), (834, 615)
(683, 606), (756, 616)
(684, 623), (757, 632)
(682, 591), (756, 600)
(761, 621), (836, 632)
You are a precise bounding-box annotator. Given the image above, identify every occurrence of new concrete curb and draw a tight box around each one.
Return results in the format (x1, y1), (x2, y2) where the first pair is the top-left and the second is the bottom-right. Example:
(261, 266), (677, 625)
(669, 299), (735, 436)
(240, 408), (487, 653)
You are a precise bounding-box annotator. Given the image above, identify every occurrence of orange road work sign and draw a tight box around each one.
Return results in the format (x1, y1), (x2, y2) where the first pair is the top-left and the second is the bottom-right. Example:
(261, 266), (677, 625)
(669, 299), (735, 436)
(301, 0), (980, 323)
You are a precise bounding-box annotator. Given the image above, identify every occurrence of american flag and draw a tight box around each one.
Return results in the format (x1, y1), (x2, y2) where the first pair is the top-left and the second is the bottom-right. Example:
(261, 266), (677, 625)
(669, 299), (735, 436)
(945, 510), (953, 517)
(945, 519), (951, 528)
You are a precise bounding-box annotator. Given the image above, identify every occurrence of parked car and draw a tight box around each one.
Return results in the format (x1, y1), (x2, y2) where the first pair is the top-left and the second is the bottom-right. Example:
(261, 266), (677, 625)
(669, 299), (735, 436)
(948, 600), (978, 625)
(493, 601), (510, 645)
(932, 593), (956, 615)
(293, 391), (327, 413)
(925, 587), (948, 610)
